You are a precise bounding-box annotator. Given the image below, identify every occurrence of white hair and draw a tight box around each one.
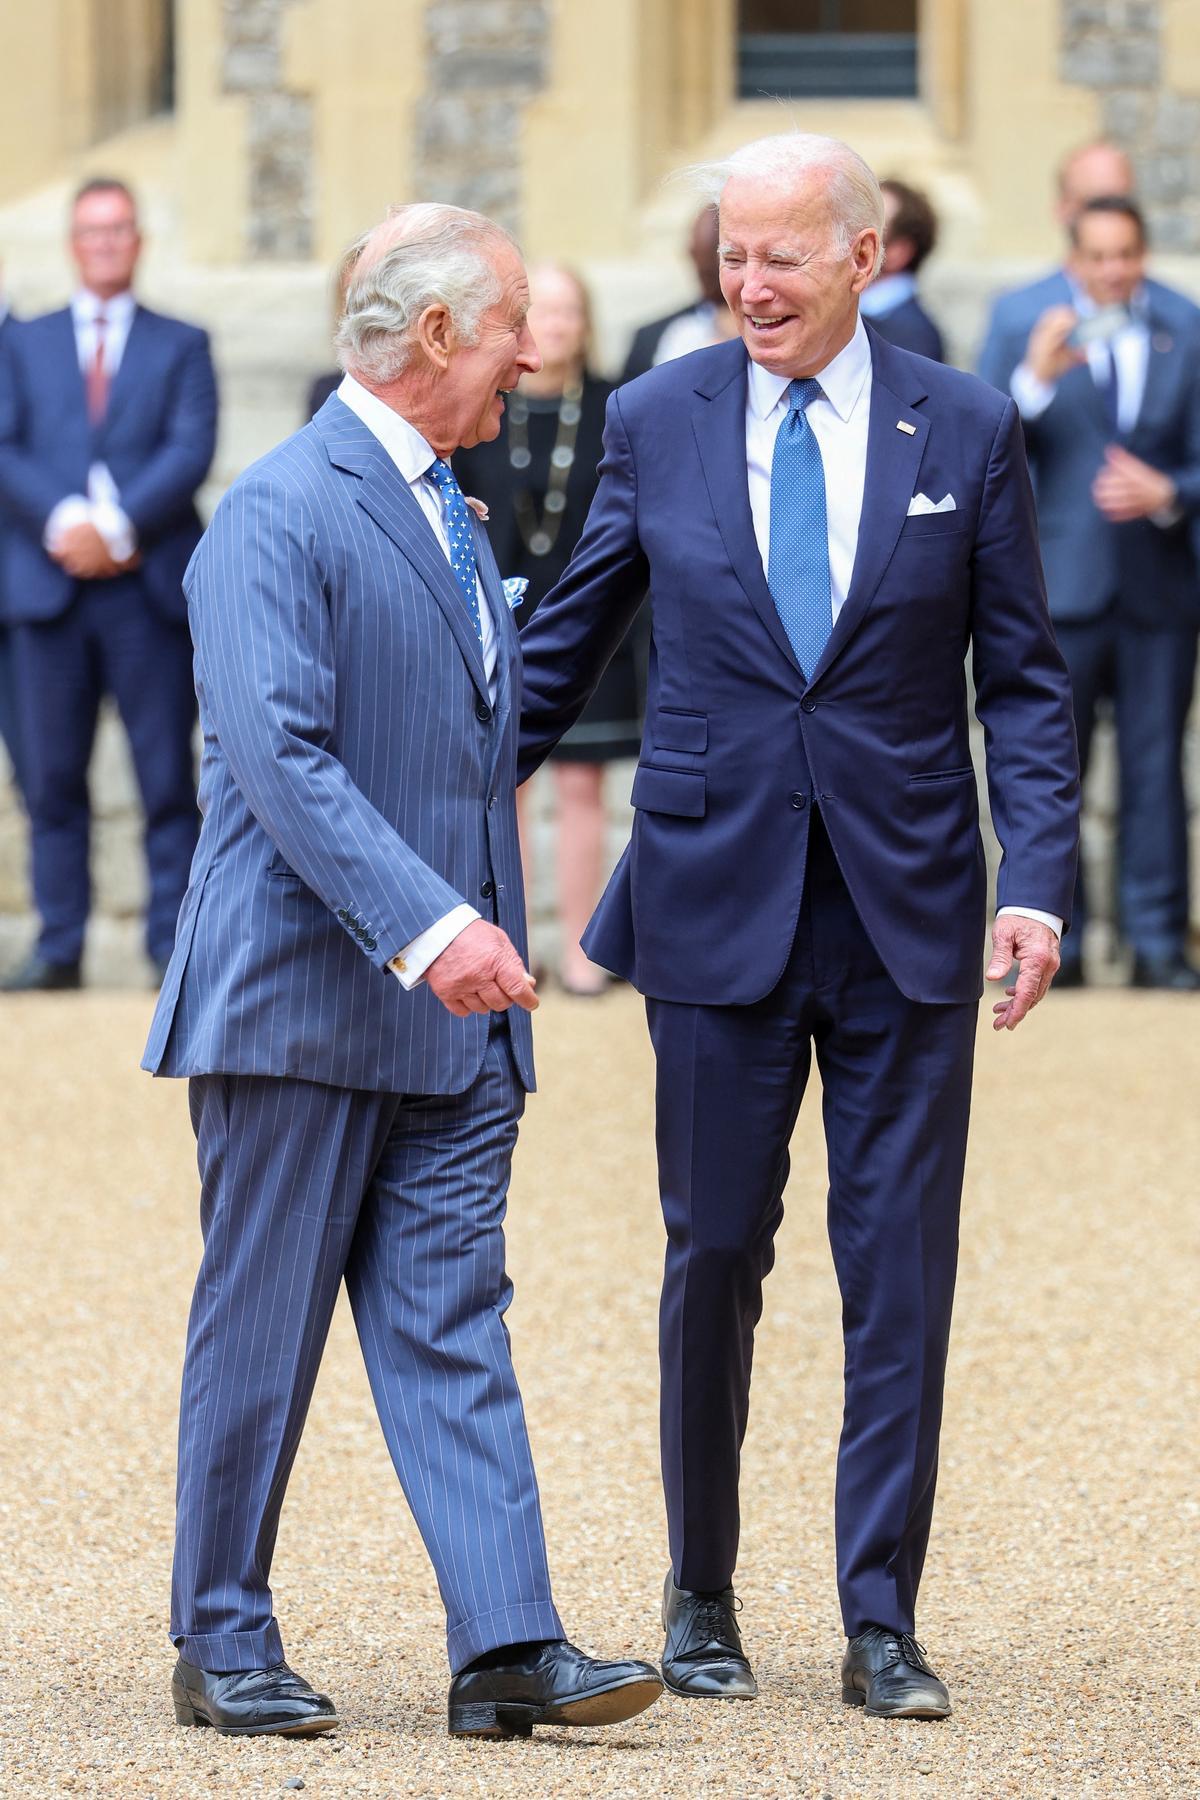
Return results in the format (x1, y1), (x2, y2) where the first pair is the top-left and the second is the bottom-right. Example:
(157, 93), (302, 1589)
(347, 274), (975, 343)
(688, 132), (885, 278)
(335, 203), (518, 385)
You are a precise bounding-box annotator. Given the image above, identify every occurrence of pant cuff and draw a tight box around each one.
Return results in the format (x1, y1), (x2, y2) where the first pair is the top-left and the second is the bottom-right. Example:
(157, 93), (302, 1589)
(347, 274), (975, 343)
(445, 1597), (565, 1675)
(172, 1620), (285, 1672)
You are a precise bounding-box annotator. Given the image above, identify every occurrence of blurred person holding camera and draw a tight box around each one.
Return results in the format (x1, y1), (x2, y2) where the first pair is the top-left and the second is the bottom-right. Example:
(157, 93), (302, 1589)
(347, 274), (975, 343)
(0, 178), (217, 990)
(986, 195), (1200, 990)
(456, 262), (644, 996)
(860, 178), (945, 363)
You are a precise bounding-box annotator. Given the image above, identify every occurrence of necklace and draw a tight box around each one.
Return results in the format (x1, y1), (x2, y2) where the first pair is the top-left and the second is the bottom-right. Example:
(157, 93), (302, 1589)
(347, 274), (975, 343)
(507, 379), (583, 557)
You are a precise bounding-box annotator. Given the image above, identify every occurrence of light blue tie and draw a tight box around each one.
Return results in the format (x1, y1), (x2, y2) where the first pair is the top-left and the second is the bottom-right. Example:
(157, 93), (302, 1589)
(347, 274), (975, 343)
(767, 377), (832, 681)
(426, 457), (483, 644)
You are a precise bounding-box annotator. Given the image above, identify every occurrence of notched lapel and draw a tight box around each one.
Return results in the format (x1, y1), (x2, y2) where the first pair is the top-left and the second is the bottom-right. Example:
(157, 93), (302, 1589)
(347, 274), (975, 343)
(355, 451), (490, 702)
(1131, 312), (1178, 438)
(100, 306), (146, 435)
(471, 515), (517, 730)
(810, 358), (929, 685)
(690, 359), (803, 679)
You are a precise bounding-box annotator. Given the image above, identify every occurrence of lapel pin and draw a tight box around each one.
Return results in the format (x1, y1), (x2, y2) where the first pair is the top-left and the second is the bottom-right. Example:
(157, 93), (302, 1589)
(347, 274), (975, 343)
(896, 420), (916, 435)
(1152, 332), (1173, 354)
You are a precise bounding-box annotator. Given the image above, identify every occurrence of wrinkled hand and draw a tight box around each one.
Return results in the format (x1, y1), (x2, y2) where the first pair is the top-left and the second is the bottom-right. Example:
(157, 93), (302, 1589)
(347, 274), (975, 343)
(1025, 304), (1085, 385)
(50, 521), (138, 580)
(425, 918), (538, 1018)
(985, 915), (1061, 1032)
(1091, 444), (1177, 522)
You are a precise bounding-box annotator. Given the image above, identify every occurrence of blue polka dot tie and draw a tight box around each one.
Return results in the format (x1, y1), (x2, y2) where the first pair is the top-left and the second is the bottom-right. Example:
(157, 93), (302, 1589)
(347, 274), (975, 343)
(767, 378), (832, 681)
(426, 457), (483, 644)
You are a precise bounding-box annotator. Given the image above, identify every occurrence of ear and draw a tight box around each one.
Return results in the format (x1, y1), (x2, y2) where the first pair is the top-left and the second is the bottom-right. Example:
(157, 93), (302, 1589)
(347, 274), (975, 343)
(848, 229), (881, 296)
(414, 302), (456, 372)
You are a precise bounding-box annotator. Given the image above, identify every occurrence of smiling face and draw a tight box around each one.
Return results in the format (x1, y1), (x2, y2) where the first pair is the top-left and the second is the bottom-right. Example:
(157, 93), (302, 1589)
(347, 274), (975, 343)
(431, 240), (542, 452)
(70, 185), (141, 300)
(718, 173), (878, 378)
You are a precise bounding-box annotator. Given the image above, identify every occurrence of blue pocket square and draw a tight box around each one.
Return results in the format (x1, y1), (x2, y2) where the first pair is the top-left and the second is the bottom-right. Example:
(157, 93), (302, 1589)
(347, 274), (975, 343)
(502, 577), (529, 610)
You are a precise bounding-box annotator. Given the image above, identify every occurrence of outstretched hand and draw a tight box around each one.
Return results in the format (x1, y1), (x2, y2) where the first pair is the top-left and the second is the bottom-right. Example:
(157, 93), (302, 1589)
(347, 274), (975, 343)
(425, 918), (539, 1018)
(985, 915), (1061, 1032)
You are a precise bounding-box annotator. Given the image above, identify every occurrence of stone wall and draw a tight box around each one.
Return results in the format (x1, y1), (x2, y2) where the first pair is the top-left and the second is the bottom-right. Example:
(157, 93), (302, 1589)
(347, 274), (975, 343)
(1061, 0), (1200, 251)
(221, 0), (314, 259)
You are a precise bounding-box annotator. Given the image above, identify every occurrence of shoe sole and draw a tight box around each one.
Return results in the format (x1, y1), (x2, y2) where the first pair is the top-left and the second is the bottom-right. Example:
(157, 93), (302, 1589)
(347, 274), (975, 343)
(449, 1674), (663, 1738)
(842, 1687), (950, 1720)
(174, 1698), (339, 1737)
(662, 1671), (758, 1701)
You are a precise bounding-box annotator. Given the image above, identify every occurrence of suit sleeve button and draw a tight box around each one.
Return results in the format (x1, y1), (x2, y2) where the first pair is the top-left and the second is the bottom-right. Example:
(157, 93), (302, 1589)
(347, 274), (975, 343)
(364, 937), (377, 951)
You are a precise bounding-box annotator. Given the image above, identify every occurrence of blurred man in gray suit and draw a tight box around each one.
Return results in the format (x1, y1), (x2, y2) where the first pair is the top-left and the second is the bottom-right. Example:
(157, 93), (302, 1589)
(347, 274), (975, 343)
(144, 204), (662, 1742)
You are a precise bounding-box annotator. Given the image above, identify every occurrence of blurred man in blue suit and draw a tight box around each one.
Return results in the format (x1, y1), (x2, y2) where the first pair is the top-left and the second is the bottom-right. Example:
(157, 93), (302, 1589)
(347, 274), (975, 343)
(982, 196), (1200, 990)
(519, 134), (1080, 1719)
(144, 204), (661, 1742)
(0, 178), (217, 990)
(860, 178), (944, 363)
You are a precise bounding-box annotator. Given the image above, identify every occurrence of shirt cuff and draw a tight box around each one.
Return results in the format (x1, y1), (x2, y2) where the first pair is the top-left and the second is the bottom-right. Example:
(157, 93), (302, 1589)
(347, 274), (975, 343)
(998, 905), (1063, 940)
(43, 495), (91, 551)
(90, 499), (137, 562)
(1008, 362), (1056, 421)
(390, 904), (480, 990)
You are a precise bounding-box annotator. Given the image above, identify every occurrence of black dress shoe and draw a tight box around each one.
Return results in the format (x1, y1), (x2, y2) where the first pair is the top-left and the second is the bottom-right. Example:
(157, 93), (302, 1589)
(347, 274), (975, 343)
(1130, 953), (1200, 992)
(172, 1657), (339, 1737)
(1054, 960), (1085, 990)
(841, 1627), (951, 1719)
(1, 956), (82, 993)
(447, 1638), (662, 1738)
(661, 1571), (758, 1699)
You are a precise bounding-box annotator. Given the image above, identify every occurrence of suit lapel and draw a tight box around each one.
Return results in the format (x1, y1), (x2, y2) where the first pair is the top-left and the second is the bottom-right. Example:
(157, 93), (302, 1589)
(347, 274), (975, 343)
(51, 309), (88, 422)
(1130, 305), (1178, 439)
(472, 516), (517, 737)
(808, 331), (929, 686)
(353, 444), (491, 702)
(101, 305), (146, 437)
(691, 348), (803, 679)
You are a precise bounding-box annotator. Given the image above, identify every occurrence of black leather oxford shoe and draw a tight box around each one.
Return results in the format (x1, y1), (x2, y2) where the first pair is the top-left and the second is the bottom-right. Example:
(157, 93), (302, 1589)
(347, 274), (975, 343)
(1131, 954), (1200, 992)
(172, 1657), (339, 1737)
(0, 956), (82, 992)
(447, 1639), (662, 1738)
(841, 1627), (951, 1719)
(661, 1571), (758, 1699)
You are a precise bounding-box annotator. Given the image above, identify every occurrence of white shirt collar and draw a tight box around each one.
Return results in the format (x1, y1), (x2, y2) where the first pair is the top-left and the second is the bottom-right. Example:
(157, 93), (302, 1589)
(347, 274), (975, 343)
(745, 313), (872, 424)
(337, 372), (439, 484)
(72, 287), (136, 327)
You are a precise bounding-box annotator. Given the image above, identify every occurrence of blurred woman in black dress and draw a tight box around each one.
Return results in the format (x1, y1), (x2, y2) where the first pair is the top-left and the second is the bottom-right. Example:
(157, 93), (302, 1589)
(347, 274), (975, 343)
(456, 264), (644, 995)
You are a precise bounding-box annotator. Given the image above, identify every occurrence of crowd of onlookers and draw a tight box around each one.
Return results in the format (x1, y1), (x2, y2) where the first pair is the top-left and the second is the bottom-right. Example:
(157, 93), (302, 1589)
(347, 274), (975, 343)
(1, 138), (1197, 992)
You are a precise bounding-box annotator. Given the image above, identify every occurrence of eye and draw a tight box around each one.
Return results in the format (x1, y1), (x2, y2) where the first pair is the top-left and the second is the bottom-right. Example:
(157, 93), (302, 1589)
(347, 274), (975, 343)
(719, 253), (744, 268)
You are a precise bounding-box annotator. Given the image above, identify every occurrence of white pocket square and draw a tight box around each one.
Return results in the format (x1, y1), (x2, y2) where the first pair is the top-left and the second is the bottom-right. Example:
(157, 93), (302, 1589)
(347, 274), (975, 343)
(907, 492), (956, 516)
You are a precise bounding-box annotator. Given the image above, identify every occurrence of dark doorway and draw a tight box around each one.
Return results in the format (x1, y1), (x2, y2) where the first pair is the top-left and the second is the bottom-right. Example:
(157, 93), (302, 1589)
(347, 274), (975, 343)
(739, 1), (918, 99)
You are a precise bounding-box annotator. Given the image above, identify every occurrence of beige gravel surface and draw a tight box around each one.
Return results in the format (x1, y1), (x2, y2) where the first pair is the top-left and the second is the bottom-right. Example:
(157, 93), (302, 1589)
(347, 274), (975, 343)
(0, 987), (1196, 1799)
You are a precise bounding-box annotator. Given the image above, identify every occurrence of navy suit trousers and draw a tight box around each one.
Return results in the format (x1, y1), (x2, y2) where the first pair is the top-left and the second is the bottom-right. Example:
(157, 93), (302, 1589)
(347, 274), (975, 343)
(13, 576), (198, 964)
(173, 1022), (563, 1675)
(1054, 613), (1199, 963)
(0, 625), (24, 794)
(647, 811), (976, 1638)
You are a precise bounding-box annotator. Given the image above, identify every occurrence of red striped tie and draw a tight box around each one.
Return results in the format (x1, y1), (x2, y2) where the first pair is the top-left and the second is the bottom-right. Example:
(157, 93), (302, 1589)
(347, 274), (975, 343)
(86, 311), (109, 425)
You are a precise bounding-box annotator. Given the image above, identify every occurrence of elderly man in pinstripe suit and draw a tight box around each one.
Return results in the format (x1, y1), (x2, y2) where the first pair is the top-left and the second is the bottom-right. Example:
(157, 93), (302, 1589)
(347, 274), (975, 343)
(143, 205), (662, 1742)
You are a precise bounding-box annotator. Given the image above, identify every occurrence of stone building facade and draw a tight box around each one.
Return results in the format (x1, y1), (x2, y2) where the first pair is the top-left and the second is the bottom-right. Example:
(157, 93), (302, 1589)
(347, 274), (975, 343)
(0, 0), (1197, 979)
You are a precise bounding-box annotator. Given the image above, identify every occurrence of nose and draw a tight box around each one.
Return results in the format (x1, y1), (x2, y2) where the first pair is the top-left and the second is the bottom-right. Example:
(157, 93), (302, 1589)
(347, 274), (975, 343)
(518, 322), (542, 374)
(740, 266), (777, 307)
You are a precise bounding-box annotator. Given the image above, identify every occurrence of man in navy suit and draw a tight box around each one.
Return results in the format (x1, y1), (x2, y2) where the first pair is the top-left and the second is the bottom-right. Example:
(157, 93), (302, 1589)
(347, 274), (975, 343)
(519, 133), (1080, 1719)
(982, 197), (1200, 990)
(143, 205), (661, 1741)
(0, 178), (216, 990)
(0, 281), (23, 796)
(860, 178), (945, 363)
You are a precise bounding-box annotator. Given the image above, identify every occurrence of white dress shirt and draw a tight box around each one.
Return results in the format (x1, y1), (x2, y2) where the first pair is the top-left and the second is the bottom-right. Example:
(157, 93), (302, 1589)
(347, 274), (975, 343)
(653, 301), (727, 367)
(746, 315), (1060, 940)
(335, 373), (498, 988)
(44, 288), (139, 560)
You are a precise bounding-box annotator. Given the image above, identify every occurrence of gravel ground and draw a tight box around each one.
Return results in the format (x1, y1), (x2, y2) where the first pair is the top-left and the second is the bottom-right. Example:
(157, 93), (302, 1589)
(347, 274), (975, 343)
(0, 986), (1196, 1799)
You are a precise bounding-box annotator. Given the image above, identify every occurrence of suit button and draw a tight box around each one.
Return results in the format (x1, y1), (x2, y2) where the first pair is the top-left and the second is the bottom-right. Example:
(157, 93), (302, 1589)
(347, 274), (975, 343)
(476, 700), (493, 723)
(487, 793), (497, 810)
(364, 937), (377, 952)
(801, 697), (817, 714)
(337, 908), (350, 922)
(480, 879), (496, 899)
(790, 792), (807, 810)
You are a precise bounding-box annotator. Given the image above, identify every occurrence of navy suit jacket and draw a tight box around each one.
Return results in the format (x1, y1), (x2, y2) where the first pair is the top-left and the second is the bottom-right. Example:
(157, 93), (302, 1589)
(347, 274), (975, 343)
(143, 396), (534, 1096)
(518, 328), (1080, 1008)
(0, 303), (217, 624)
(978, 276), (1200, 625)
(866, 294), (945, 363)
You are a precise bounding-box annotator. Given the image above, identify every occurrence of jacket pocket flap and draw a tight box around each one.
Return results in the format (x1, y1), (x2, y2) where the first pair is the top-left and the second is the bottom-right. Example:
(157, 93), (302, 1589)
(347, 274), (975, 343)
(631, 764), (707, 818)
(652, 708), (708, 753)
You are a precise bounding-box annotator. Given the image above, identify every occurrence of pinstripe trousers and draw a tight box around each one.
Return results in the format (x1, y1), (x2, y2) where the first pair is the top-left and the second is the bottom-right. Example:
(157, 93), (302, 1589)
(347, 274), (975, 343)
(171, 1023), (563, 1674)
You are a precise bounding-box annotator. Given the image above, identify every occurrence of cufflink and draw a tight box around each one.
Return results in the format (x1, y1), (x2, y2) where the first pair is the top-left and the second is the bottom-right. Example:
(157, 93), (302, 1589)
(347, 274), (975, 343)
(390, 955), (407, 974)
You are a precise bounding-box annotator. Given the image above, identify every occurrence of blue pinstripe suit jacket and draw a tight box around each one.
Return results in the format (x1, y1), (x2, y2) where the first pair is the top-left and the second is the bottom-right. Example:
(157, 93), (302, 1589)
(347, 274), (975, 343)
(143, 395), (534, 1094)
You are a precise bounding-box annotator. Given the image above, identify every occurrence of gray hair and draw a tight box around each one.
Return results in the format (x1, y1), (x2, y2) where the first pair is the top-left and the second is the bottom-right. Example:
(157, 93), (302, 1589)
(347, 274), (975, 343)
(335, 203), (518, 385)
(688, 132), (885, 278)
